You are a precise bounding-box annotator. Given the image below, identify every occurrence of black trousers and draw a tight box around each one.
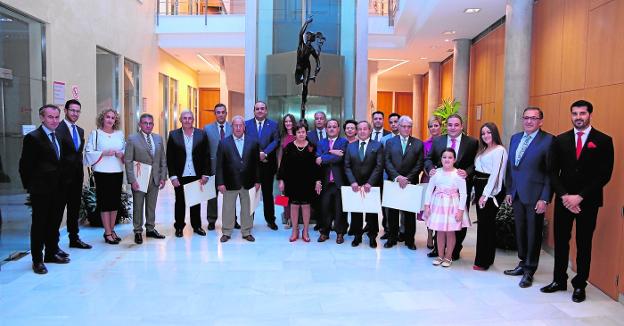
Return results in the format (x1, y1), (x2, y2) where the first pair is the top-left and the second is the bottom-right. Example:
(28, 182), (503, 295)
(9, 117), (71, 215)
(320, 183), (346, 236)
(350, 212), (379, 238)
(64, 173), (83, 240)
(30, 188), (66, 263)
(473, 174), (503, 268)
(387, 208), (415, 245)
(174, 176), (201, 230)
(512, 196), (544, 274)
(207, 197), (218, 223)
(259, 166), (276, 223)
(553, 200), (599, 289)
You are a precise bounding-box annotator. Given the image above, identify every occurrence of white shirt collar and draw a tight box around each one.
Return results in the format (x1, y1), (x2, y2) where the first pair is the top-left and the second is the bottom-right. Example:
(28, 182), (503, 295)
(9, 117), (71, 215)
(41, 124), (54, 135)
(255, 118), (265, 125)
(523, 129), (539, 139)
(234, 134), (245, 141)
(574, 125), (592, 135)
(64, 119), (76, 128)
(141, 130), (152, 139)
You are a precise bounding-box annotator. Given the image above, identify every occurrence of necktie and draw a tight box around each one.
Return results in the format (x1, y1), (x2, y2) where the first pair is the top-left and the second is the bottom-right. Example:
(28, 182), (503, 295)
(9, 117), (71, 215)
(329, 139), (334, 182)
(515, 134), (531, 166)
(319, 130), (323, 141)
(450, 137), (457, 151)
(576, 131), (584, 159)
(71, 125), (80, 151)
(236, 138), (243, 157)
(401, 138), (407, 155)
(374, 131), (380, 142)
(220, 125), (225, 141)
(50, 132), (60, 159)
(146, 134), (153, 155)
(257, 122), (263, 137)
(359, 141), (366, 161)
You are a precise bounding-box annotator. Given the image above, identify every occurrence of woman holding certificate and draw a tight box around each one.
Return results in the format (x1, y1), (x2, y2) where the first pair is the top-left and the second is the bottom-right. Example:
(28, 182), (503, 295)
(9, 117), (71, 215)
(277, 120), (321, 242)
(85, 109), (125, 245)
(472, 122), (507, 271)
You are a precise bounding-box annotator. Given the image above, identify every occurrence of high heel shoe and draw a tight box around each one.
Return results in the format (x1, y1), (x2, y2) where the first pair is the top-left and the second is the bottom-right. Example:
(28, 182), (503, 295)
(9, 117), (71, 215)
(301, 229), (310, 243)
(111, 231), (122, 242)
(103, 233), (119, 245)
(289, 228), (299, 242)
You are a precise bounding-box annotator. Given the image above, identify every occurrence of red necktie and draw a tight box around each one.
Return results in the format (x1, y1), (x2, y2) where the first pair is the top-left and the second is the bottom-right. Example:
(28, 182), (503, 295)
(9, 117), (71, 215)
(219, 125), (225, 140)
(576, 131), (584, 159)
(329, 139), (334, 182)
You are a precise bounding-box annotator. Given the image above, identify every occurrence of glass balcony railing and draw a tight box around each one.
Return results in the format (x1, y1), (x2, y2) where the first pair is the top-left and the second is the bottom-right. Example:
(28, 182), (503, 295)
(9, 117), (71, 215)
(368, 0), (398, 26)
(156, 0), (245, 17)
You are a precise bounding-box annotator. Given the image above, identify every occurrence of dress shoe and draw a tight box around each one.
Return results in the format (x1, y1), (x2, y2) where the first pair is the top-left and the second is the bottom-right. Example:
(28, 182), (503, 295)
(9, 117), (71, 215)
(473, 265), (488, 271)
(56, 249), (69, 258)
(369, 238), (377, 248)
(44, 254), (70, 264)
(336, 234), (344, 244)
(69, 239), (92, 249)
(504, 266), (524, 276)
(383, 240), (397, 248)
(134, 233), (143, 244)
(243, 234), (255, 242)
(234, 221), (241, 229)
(540, 281), (567, 293)
(32, 262), (47, 274)
(207, 222), (216, 231)
(572, 288), (586, 303)
(193, 227), (206, 236)
(398, 233), (405, 242)
(175, 229), (183, 238)
(313, 224), (321, 231)
(519, 273), (533, 288)
(317, 234), (329, 242)
(267, 222), (278, 230)
(146, 229), (166, 239)
(351, 235), (362, 247)
(380, 233), (389, 240)
(220, 235), (231, 243)
(405, 243), (417, 250)
(427, 249), (439, 258)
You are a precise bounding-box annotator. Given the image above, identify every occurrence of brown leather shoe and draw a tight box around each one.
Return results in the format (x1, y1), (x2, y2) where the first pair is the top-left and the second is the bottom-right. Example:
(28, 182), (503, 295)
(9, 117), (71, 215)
(317, 234), (329, 242)
(243, 235), (255, 242)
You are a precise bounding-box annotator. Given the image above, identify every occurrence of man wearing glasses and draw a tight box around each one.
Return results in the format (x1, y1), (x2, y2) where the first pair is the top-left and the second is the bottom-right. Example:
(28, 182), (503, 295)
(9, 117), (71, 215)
(503, 107), (554, 288)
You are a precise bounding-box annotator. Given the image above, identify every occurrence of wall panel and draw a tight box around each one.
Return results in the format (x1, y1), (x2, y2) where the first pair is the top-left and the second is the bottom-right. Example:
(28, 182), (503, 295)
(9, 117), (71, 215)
(561, 0), (589, 92)
(530, 0), (564, 96)
(586, 0), (624, 87)
(440, 58), (453, 101)
(395, 92), (413, 118)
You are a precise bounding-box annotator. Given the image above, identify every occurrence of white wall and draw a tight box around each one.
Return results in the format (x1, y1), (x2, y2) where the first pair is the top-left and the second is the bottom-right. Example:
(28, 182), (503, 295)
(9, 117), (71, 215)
(378, 75), (413, 93)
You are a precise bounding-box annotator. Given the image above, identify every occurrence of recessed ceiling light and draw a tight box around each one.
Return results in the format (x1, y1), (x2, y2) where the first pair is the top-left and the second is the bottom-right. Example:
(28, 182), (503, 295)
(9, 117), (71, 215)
(464, 8), (481, 14)
(444, 39), (451, 42)
(420, 57), (428, 60)
(442, 30), (456, 35)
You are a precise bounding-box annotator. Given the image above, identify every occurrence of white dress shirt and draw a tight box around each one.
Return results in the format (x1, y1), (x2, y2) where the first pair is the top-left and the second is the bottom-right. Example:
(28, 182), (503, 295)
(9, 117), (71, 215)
(182, 130), (196, 177)
(446, 133), (463, 155)
(574, 125), (592, 148)
(141, 131), (154, 156)
(64, 119), (82, 148)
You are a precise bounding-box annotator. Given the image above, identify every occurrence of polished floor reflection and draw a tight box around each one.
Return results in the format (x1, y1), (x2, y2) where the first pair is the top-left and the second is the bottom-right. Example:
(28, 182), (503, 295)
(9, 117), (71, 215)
(1, 185), (623, 325)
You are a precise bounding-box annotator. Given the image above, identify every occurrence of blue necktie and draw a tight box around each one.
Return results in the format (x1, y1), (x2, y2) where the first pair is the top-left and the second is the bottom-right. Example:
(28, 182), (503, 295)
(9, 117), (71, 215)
(72, 125), (80, 151)
(257, 122), (263, 138)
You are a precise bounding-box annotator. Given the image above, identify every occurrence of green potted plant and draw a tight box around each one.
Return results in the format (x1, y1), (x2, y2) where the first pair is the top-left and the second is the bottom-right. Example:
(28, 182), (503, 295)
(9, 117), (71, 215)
(433, 98), (461, 134)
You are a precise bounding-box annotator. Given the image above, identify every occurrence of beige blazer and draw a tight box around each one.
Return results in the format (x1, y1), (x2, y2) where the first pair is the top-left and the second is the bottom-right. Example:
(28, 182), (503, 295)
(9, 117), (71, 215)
(124, 132), (167, 186)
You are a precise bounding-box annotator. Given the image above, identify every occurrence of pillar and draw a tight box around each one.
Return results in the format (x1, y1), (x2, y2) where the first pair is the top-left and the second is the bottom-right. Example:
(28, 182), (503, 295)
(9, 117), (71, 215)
(427, 62), (441, 116)
(452, 39), (471, 119)
(412, 74), (423, 138)
(243, 0), (257, 119)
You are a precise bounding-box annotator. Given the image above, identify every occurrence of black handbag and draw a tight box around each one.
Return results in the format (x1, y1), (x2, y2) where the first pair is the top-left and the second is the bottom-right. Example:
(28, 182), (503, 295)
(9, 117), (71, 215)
(495, 201), (516, 250)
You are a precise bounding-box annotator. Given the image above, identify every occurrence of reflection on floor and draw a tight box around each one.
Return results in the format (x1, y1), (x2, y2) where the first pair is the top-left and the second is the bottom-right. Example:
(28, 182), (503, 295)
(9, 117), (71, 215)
(1, 185), (623, 325)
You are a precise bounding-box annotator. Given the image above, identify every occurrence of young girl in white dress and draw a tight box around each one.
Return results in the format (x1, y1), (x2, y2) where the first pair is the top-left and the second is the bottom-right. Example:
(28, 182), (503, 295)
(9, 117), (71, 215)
(423, 147), (471, 267)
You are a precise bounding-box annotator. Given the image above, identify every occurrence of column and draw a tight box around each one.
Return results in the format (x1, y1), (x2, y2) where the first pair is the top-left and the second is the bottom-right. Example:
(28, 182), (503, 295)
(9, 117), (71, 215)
(502, 0), (534, 144)
(427, 62), (441, 116)
(368, 60), (379, 114)
(452, 39), (471, 119)
(412, 74), (423, 138)
(243, 0), (257, 119)
(353, 0), (368, 121)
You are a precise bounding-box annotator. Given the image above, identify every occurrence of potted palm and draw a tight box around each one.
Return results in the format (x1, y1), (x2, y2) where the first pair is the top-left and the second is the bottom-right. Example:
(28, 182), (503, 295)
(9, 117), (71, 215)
(433, 98), (461, 134)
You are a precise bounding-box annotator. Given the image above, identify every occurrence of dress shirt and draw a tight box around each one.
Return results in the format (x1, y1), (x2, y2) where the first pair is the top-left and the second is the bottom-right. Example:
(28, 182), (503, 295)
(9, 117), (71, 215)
(514, 129), (539, 160)
(182, 130), (197, 177)
(41, 124), (61, 157)
(372, 129), (384, 142)
(316, 128), (326, 140)
(574, 125), (592, 148)
(446, 133), (463, 155)
(475, 145), (508, 200)
(358, 139), (369, 154)
(141, 131), (154, 156)
(64, 119), (82, 148)
(234, 135), (245, 157)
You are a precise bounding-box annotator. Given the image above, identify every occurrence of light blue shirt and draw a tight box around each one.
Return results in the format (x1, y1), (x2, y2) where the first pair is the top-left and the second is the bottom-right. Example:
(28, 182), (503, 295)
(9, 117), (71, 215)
(234, 135), (244, 157)
(515, 129), (539, 159)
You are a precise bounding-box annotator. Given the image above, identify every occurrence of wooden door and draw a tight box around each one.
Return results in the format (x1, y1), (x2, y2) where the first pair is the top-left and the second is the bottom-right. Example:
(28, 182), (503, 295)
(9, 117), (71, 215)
(377, 91), (393, 129)
(395, 92), (413, 119)
(198, 88), (220, 128)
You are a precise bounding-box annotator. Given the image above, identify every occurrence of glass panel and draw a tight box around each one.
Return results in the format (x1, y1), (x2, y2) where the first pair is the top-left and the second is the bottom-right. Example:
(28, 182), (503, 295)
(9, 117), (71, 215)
(0, 5), (45, 260)
(96, 47), (120, 113)
(159, 73), (170, 139)
(123, 58), (141, 136)
(169, 78), (178, 131)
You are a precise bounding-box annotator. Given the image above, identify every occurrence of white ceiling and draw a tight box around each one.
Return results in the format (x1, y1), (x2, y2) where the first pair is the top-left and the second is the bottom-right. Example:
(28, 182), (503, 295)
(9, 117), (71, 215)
(369, 0), (507, 78)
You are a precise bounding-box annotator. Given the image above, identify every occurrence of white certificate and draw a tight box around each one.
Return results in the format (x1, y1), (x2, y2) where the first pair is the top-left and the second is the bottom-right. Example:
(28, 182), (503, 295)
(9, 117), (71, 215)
(183, 177), (216, 207)
(340, 186), (381, 213)
(132, 161), (152, 193)
(248, 188), (262, 215)
(381, 180), (427, 213)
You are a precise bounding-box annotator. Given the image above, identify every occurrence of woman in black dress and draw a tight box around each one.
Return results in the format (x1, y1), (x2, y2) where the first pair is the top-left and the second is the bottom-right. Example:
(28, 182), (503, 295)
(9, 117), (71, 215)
(278, 120), (321, 242)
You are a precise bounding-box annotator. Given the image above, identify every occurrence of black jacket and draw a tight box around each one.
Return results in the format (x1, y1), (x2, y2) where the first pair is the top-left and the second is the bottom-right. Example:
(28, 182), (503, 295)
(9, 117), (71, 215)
(166, 128), (211, 178)
(344, 139), (384, 186)
(216, 136), (260, 190)
(19, 126), (64, 194)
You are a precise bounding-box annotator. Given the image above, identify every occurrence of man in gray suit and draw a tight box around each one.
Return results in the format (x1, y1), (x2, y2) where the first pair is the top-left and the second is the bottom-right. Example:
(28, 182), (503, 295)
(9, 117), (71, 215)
(203, 103), (235, 231)
(125, 113), (168, 244)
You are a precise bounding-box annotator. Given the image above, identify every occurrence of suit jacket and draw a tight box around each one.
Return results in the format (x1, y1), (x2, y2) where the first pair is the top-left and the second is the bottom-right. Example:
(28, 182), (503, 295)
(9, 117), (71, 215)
(424, 134), (479, 179)
(204, 121), (232, 175)
(316, 137), (349, 186)
(56, 121), (85, 182)
(19, 126), (63, 194)
(505, 129), (554, 205)
(307, 128), (326, 146)
(551, 128), (614, 207)
(370, 128), (390, 142)
(344, 140), (384, 187)
(245, 118), (280, 172)
(384, 135), (424, 184)
(166, 128), (211, 179)
(216, 135), (260, 190)
(125, 132), (167, 187)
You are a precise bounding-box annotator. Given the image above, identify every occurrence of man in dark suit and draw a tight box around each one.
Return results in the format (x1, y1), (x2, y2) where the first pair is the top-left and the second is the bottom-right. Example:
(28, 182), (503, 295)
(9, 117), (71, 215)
(383, 116), (424, 249)
(19, 105), (71, 274)
(166, 110), (211, 238)
(217, 116), (261, 243)
(203, 103), (234, 231)
(244, 101), (280, 230)
(503, 107), (554, 288)
(424, 114), (478, 259)
(370, 110), (391, 142)
(307, 111), (327, 145)
(540, 100), (614, 302)
(315, 119), (349, 244)
(344, 121), (384, 248)
(55, 99), (91, 249)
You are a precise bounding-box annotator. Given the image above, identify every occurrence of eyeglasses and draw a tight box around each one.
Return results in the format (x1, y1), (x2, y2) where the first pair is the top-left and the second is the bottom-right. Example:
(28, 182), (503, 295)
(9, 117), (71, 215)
(522, 116), (541, 121)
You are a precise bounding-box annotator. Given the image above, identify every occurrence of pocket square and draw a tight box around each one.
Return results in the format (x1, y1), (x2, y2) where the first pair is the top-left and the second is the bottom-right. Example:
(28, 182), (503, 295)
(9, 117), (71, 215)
(587, 141), (597, 149)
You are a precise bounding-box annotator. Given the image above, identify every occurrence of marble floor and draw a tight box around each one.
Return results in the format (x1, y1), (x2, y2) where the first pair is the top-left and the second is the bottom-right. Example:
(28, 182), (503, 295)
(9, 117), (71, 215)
(1, 185), (623, 326)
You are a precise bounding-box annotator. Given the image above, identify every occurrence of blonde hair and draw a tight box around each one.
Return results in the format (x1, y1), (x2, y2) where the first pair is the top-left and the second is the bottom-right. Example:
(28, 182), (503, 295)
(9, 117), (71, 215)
(96, 108), (121, 130)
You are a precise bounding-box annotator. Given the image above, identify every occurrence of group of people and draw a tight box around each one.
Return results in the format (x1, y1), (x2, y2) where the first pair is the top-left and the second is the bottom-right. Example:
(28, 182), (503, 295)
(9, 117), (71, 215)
(19, 99), (614, 304)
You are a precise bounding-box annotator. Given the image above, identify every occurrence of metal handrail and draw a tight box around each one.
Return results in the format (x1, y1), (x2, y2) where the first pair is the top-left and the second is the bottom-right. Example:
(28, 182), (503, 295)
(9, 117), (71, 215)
(368, 0), (399, 26)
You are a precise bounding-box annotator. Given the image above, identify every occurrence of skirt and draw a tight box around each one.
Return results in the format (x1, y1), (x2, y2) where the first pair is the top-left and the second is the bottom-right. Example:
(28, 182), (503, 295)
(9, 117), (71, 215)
(426, 187), (471, 232)
(93, 172), (123, 212)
